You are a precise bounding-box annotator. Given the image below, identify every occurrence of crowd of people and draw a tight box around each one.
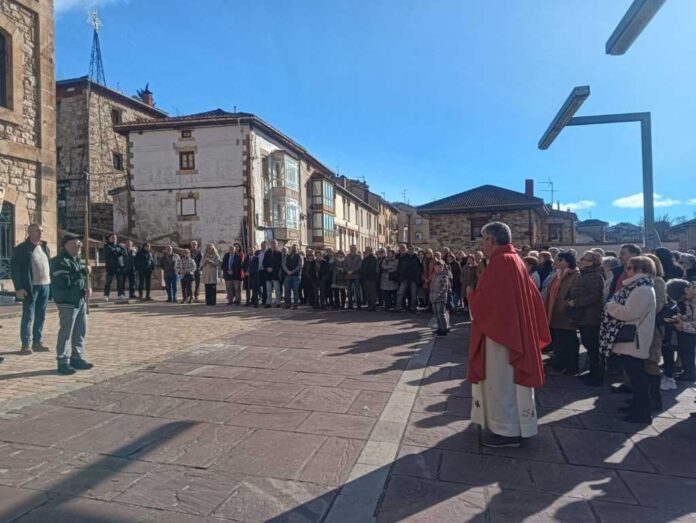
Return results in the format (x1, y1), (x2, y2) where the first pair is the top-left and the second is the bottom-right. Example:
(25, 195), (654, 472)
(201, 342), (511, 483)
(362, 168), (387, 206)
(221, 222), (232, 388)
(6, 224), (696, 437)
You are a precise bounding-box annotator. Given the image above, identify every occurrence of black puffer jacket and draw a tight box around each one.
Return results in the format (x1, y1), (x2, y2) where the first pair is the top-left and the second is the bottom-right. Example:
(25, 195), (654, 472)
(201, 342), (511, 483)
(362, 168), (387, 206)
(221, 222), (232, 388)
(397, 253), (421, 282)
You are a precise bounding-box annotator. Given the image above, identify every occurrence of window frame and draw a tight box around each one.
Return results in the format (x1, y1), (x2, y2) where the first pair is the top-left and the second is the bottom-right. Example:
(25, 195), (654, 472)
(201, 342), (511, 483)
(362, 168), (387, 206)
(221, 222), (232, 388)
(110, 108), (122, 125)
(548, 223), (564, 242)
(179, 151), (195, 170)
(181, 129), (192, 139)
(470, 217), (488, 241)
(112, 152), (124, 171)
(179, 197), (197, 217)
(284, 156), (299, 192)
(285, 198), (300, 230)
(0, 30), (8, 108)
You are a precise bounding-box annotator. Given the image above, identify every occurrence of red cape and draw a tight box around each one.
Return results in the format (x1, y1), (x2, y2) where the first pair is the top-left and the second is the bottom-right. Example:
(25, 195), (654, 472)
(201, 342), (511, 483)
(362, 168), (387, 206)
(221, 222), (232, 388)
(467, 244), (550, 388)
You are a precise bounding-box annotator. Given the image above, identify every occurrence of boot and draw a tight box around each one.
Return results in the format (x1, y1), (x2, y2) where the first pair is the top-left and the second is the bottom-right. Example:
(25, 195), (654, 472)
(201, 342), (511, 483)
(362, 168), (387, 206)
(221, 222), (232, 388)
(32, 342), (51, 353)
(57, 362), (76, 375)
(70, 358), (94, 370)
(19, 345), (33, 355)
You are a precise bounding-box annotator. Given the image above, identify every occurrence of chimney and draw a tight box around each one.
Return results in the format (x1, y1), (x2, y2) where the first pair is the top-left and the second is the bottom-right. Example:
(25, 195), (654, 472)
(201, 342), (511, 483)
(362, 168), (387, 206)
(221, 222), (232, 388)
(141, 90), (154, 106)
(525, 179), (534, 197)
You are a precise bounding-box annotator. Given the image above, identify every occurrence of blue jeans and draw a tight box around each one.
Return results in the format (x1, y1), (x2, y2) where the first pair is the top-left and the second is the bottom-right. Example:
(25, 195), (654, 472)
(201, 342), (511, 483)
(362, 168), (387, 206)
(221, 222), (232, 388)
(284, 275), (300, 305)
(56, 299), (87, 363)
(164, 274), (179, 302)
(20, 284), (50, 346)
(347, 279), (361, 308)
(396, 280), (418, 311)
(265, 279), (281, 305)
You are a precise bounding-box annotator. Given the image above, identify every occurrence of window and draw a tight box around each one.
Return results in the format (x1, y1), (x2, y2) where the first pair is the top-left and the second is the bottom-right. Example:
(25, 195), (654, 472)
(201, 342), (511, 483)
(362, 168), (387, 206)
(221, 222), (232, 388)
(0, 32), (8, 108)
(112, 152), (123, 171)
(367, 214), (372, 229)
(181, 129), (192, 138)
(286, 199), (300, 229)
(323, 182), (333, 208)
(179, 197), (197, 217)
(343, 200), (350, 222)
(324, 214), (335, 239)
(415, 232), (423, 241)
(549, 224), (564, 242)
(415, 217), (423, 225)
(110, 108), (122, 124)
(179, 151), (195, 170)
(470, 218), (488, 241)
(312, 180), (322, 206)
(284, 156), (299, 191)
(312, 212), (323, 239)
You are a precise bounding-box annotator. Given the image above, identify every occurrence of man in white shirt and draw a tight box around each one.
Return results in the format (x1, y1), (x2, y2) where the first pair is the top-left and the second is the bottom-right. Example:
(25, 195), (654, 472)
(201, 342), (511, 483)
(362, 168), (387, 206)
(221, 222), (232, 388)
(10, 224), (52, 354)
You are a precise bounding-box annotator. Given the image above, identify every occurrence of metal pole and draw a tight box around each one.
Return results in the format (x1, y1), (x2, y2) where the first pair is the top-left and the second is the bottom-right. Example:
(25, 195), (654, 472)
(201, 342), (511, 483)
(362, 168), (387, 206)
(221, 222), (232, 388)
(641, 114), (656, 250)
(84, 169), (90, 313)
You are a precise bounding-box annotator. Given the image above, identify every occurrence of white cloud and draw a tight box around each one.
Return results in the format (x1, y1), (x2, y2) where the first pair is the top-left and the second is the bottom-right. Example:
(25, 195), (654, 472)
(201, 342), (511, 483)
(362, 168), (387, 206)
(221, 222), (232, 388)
(612, 192), (681, 209)
(688, 198), (696, 205)
(55, 0), (126, 14)
(560, 200), (597, 211)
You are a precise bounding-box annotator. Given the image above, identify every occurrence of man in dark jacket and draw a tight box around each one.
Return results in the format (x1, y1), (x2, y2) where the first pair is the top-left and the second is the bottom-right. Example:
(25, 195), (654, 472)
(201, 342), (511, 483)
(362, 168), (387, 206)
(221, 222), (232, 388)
(135, 242), (155, 301)
(360, 246), (380, 311)
(246, 249), (261, 307)
(345, 244), (363, 310)
(50, 235), (94, 375)
(222, 244), (244, 305)
(103, 234), (127, 301)
(11, 224), (52, 354)
(190, 240), (203, 302)
(301, 251), (316, 307)
(608, 243), (642, 298)
(396, 244), (422, 312)
(263, 240), (283, 308)
(314, 249), (331, 309)
(123, 240), (138, 300)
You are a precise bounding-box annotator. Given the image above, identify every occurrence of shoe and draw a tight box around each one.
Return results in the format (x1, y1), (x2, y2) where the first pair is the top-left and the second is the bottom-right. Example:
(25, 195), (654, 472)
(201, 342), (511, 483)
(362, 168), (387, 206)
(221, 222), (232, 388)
(104, 296), (109, 302)
(244, 303), (251, 307)
(610, 383), (633, 394)
(57, 363), (76, 375)
(275, 304), (282, 308)
(676, 373), (695, 382)
(70, 358), (94, 370)
(435, 329), (448, 337)
(32, 343), (50, 353)
(19, 345), (32, 355)
(292, 305), (297, 310)
(562, 368), (579, 376)
(265, 305), (271, 309)
(584, 378), (604, 387)
(0, 356), (4, 363)
(117, 294), (126, 300)
(660, 376), (677, 391)
(129, 294), (136, 300)
(481, 433), (522, 448)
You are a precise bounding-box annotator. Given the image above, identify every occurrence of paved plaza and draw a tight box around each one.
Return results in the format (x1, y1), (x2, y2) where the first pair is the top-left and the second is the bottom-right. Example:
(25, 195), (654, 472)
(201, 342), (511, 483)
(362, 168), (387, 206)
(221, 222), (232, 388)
(0, 305), (695, 522)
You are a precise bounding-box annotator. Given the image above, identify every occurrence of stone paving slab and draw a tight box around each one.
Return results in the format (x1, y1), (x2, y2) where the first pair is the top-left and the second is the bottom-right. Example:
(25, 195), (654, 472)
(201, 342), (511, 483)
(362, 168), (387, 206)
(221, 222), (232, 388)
(2, 309), (696, 522)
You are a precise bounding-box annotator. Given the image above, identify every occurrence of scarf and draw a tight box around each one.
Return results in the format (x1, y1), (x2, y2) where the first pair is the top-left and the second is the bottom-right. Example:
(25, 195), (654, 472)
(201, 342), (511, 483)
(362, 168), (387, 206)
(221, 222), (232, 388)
(599, 275), (653, 359)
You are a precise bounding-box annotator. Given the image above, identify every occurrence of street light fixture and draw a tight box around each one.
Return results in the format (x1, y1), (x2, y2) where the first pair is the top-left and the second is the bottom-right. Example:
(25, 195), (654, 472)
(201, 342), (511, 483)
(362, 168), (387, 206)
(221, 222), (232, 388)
(538, 86), (590, 150)
(606, 0), (666, 55)
(538, 86), (657, 249)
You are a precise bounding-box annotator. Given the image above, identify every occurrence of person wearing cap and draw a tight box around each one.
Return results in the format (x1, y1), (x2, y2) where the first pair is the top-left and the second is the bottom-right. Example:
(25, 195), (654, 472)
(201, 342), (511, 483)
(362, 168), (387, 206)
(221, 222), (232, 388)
(50, 235), (94, 375)
(10, 223), (52, 355)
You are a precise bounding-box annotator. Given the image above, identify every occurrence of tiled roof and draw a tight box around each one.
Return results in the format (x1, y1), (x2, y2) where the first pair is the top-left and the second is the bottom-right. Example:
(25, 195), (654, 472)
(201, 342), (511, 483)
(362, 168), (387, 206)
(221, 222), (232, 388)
(56, 76), (168, 118)
(609, 222), (642, 230)
(578, 219), (609, 226)
(417, 185), (544, 214)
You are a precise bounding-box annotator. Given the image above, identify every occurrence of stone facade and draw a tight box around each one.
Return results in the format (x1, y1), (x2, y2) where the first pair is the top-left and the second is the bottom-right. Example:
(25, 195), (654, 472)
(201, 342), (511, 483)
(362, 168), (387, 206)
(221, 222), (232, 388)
(425, 209), (576, 252)
(56, 78), (166, 236)
(0, 0), (56, 282)
(394, 202), (429, 248)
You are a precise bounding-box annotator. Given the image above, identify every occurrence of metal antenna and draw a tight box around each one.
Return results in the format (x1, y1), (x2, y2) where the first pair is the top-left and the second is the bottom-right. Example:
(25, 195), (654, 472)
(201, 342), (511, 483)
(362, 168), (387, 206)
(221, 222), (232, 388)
(87, 7), (106, 86)
(538, 178), (558, 205)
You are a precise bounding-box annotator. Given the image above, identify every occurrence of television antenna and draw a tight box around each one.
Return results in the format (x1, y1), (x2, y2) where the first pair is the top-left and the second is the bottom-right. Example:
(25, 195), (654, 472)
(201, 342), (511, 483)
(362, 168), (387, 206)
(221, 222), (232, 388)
(538, 178), (558, 205)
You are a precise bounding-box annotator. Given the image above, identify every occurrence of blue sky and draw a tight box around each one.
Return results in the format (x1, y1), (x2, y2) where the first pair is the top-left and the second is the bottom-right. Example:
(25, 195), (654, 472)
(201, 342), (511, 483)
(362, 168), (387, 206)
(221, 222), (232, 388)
(55, 0), (696, 224)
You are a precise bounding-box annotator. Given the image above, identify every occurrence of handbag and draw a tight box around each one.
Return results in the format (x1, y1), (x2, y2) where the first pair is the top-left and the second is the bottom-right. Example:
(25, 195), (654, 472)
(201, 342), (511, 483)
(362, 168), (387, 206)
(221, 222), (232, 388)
(614, 324), (637, 343)
(565, 305), (584, 321)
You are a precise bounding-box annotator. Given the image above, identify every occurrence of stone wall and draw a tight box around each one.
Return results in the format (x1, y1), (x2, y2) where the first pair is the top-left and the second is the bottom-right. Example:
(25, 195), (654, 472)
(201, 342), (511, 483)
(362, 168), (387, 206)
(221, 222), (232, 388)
(426, 210), (536, 252)
(0, 0), (56, 259)
(57, 85), (162, 235)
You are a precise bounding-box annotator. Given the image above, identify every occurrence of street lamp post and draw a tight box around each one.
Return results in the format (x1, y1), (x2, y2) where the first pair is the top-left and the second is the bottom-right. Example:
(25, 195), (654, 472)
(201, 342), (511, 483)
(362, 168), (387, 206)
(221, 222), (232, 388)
(606, 0), (666, 56)
(538, 85), (657, 250)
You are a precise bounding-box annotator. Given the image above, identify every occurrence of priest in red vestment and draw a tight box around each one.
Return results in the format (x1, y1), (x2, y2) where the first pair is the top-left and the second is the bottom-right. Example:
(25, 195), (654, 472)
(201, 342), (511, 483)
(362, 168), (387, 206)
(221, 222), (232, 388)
(467, 222), (551, 448)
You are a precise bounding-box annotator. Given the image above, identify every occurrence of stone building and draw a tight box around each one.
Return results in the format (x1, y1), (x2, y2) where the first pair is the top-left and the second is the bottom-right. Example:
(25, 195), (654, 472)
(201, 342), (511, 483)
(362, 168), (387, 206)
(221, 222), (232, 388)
(0, 0), (56, 284)
(667, 218), (696, 251)
(607, 222), (643, 244)
(115, 109), (347, 251)
(56, 76), (167, 236)
(576, 219), (609, 243)
(393, 202), (430, 248)
(417, 180), (576, 251)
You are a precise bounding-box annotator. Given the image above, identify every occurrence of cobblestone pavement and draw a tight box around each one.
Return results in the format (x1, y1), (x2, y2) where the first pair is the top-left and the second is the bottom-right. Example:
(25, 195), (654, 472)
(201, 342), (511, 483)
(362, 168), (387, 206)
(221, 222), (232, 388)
(0, 307), (695, 522)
